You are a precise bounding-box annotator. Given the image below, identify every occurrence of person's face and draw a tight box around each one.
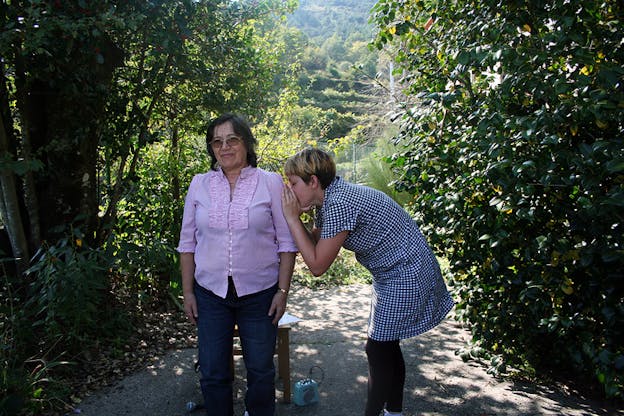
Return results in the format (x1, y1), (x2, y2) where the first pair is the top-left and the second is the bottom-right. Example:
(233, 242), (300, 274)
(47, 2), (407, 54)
(210, 121), (248, 172)
(287, 174), (318, 210)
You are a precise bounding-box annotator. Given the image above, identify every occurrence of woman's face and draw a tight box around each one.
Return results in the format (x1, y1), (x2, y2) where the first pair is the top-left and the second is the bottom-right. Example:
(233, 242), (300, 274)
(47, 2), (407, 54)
(210, 121), (248, 172)
(287, 174), (317, 211)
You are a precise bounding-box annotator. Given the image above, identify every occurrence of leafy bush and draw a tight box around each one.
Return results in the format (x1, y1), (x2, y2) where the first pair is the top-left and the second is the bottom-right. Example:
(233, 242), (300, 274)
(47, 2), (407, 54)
(361, 138), (412, 206)
(1, 351), (71, 416)
(1, 230), (131, 415)
(293, 250), (372, 289)
(24, 232), (120, 351)
(371, 0), (624, 398)
(110, 137), (206, 306)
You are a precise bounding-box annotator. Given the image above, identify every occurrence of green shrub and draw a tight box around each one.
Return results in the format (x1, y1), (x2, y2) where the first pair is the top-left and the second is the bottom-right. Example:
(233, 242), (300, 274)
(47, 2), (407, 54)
(1, 229), (131, 415)
(293, 250), (372, 289)
(372, 0), (624, 398)
(24, 233), (116, 350)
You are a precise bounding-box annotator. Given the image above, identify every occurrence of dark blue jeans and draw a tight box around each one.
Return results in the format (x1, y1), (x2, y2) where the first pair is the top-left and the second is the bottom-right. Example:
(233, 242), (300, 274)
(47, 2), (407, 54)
(195, 280), (277, 416)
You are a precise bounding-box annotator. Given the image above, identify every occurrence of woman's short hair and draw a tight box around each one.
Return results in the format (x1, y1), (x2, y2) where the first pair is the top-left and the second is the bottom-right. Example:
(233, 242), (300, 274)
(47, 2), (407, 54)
(284, 148), (336, 189)
(206, 113), (258, 170)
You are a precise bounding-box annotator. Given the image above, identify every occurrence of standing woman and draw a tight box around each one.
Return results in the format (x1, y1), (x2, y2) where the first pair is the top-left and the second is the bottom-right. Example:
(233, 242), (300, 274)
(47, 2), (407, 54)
(281, 148), (454, 416)
(177, 113), (297, 416)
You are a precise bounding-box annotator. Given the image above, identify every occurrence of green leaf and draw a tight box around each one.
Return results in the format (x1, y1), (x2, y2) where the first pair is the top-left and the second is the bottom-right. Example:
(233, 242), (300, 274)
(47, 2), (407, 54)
(605, 160), (624, 173)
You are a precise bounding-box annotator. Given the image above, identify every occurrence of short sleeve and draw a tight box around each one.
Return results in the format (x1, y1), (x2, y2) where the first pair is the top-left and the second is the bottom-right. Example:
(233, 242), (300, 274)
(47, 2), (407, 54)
(319, 200), (357, 240)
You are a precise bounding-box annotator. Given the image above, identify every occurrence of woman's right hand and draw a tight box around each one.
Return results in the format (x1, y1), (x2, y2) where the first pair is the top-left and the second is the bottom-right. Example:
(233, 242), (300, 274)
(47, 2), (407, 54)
(184, 293), (198, 325)
(282, 185), (306, 221)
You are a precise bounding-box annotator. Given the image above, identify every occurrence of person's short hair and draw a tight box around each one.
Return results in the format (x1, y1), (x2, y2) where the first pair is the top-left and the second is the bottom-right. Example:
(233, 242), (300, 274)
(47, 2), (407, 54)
(284, 148), (336, 189)
(206, 113), (258, 170)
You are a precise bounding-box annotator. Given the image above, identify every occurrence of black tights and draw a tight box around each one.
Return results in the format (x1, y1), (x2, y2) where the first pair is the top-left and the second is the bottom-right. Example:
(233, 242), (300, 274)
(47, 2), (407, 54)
(364, 338), (405, 416)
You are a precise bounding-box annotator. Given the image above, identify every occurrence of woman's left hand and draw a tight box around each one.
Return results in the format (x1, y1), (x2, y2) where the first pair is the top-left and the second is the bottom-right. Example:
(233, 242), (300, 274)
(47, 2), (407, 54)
(268, 290), (288, 325)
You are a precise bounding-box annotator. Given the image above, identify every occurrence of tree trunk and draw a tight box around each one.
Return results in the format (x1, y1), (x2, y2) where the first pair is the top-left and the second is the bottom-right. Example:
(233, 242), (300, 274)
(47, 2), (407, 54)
(20, 38), (124, 246)
(13, 49), (41, 253)
(0, 74), (29, 275)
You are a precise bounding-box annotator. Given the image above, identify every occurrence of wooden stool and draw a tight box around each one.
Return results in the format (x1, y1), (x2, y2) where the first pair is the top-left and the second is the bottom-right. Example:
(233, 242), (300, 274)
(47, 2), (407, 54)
(232, 325), (291, 403)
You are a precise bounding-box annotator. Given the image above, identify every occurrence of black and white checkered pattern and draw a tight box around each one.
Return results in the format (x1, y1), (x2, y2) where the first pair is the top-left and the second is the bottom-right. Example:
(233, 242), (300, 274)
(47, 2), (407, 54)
(317, 177), (454, 341)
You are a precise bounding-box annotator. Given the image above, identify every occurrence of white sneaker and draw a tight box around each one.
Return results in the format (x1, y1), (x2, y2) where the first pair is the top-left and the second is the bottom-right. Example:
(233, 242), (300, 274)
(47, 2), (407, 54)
(243, 412), (249, 416)
(383, 410), (402, 416)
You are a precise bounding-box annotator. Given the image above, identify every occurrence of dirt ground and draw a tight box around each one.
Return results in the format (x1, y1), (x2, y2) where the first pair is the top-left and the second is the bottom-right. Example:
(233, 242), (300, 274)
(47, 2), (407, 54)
(75, 284), (622, 416)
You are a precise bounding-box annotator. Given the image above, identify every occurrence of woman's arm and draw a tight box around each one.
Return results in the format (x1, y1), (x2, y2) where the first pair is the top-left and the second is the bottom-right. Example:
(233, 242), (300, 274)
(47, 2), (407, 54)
(282, 186), (347, 276)
(180, 252), (197, 324)
(277, 251), (296, 293)
(269, 251), (296, 325)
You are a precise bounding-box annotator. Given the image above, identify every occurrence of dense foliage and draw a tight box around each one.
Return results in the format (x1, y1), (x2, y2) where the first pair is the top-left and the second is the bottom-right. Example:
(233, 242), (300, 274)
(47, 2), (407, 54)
(371, 0), (623, 398)
(1, 1), (298, 414)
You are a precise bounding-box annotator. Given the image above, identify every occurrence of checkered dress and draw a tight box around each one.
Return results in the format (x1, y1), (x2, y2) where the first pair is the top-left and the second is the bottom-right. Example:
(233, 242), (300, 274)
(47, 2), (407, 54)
(316, 177), (454, 341)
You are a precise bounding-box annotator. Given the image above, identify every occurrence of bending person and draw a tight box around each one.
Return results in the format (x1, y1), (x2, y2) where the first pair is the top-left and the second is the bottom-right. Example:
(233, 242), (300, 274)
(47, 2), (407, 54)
(281, 147), (454, 416)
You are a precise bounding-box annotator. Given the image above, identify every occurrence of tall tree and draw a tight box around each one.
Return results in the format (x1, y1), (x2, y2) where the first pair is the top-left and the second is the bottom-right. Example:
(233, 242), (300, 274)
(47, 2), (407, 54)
(0, 0), (297, 273)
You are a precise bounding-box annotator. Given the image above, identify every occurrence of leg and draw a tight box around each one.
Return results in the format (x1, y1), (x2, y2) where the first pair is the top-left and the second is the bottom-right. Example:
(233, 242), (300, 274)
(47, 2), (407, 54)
(237, 286), (278, 416)
(385, 342), (405, 413)
(365, 338), (403, 416)
(195, 283), (236, 416)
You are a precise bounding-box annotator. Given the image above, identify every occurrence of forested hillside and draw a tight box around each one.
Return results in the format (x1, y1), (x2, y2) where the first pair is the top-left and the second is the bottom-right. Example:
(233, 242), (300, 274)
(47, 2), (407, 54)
(287, 0), (385, 136)
(284, 0), (403, 187)
(289, 0), (376, 43)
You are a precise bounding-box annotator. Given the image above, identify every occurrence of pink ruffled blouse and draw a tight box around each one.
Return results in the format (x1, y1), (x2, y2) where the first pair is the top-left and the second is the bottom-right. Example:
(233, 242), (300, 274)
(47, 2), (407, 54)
(177, 166), (297, 298)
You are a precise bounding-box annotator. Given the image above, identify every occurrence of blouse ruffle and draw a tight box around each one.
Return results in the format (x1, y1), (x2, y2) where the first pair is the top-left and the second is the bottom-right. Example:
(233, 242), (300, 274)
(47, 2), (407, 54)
(207, 166), (258, 229)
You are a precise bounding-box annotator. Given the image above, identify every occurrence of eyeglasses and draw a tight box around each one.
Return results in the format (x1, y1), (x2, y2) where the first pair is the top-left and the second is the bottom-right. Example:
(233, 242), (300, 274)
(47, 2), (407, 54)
(210, 136), (243, 149)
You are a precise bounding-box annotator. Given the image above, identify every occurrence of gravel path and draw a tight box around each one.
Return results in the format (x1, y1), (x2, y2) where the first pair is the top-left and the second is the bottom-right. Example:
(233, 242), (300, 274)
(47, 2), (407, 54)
(75, 284), (621, 416)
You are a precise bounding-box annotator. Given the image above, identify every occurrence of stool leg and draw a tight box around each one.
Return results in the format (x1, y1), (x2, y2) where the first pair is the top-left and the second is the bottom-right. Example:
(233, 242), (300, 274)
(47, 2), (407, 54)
(230, 354), (235, 380)
(277, 328), (291, 403)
